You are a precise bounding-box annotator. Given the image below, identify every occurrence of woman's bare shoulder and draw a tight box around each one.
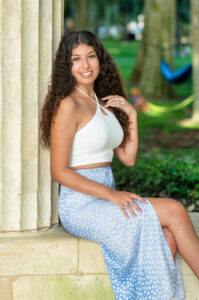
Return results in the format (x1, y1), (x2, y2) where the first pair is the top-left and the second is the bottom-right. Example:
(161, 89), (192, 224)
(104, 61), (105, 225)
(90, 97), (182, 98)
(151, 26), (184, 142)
(58, 95), (79, 113)
(52, 95), (79, 123)
(51, 95), (78, 138)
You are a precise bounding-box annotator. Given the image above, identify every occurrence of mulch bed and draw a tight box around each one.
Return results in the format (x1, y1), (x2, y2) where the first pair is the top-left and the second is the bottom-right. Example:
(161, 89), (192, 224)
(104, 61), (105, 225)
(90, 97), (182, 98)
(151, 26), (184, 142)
(142, 128), (199, 150)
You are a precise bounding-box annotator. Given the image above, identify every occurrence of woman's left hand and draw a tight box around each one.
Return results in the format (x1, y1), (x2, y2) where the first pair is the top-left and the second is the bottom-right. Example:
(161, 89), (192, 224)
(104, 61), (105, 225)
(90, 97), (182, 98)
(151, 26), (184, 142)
(102, 95), (136, 117)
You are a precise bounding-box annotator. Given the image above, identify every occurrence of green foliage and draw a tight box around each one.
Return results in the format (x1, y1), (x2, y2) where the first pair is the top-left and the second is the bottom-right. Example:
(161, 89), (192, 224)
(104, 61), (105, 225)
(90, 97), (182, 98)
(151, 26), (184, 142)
(102, 40), (193, 97)
(101, 40), (198, 212)
(102, 40), (139, 81)
(112, 153), (199, 212)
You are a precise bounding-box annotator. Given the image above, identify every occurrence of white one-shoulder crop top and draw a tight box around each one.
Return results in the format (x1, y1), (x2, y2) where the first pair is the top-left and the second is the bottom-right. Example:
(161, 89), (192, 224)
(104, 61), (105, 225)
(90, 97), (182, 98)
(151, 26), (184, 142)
(69, 92), (124, 167)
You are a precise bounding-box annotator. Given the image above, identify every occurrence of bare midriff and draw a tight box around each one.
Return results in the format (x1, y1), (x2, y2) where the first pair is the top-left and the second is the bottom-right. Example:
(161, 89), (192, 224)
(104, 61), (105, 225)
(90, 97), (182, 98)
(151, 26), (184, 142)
(71, 161), (112, 170)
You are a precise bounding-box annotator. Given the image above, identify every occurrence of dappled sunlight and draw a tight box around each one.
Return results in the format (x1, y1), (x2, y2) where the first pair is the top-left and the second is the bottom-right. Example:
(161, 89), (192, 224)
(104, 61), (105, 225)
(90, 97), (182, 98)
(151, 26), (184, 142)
(176, 118), (199, 129)
(141, 108), (166, 117)
(147, 95), (194, 113)
(135, 96), (196, 124)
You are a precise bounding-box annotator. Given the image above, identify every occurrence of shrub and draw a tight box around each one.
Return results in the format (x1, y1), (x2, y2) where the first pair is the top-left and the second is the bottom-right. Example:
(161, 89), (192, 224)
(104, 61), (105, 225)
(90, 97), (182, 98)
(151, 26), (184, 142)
(112, 153), (199, 212)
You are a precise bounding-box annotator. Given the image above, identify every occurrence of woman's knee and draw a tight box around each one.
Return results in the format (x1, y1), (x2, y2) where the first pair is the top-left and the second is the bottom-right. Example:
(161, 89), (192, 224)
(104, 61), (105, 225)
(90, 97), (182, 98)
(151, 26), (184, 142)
(147, 197), (188, 228)
(167, 198), (188, 226)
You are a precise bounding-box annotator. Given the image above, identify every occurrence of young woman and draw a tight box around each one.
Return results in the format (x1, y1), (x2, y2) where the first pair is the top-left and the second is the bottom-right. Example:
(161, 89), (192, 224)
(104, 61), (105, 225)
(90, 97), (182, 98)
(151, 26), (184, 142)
(40, 31), (199, 299)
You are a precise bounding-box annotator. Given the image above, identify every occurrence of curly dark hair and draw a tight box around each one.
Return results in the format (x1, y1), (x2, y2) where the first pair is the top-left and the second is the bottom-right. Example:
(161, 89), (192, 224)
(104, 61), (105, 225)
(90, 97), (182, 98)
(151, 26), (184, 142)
(40, 30), (130, 148)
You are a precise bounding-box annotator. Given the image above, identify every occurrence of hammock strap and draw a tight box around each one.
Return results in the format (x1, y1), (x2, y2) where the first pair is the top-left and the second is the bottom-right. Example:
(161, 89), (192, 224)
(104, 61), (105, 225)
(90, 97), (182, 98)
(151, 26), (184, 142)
(147, 94), (194, 112)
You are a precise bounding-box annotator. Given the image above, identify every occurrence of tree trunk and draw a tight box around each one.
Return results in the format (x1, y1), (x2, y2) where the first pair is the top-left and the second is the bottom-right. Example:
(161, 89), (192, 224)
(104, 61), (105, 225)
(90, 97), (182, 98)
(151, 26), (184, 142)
(73, 0), (89, 31)
(191, 0), (199, 121)
(88, 0), (98, 34)
(131, 0), (176, 98)
(104, 3), (120, 37)
(131, 0), (150, 82)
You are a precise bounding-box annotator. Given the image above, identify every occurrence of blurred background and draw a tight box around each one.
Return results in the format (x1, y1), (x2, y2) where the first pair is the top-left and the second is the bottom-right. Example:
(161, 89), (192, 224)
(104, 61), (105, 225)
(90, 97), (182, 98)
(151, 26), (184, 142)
(64, 0), (199, 212)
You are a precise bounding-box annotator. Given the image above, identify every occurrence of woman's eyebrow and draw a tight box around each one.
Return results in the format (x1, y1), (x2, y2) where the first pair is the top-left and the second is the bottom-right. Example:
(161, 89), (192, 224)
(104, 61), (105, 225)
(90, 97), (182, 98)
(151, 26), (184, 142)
(71, 50), (96, 56)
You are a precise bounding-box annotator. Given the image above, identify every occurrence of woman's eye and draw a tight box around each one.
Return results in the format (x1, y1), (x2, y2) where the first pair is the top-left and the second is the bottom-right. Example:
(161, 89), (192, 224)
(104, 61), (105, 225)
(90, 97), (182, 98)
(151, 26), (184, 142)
(72, 57), (80, 61)
(72, 55), (96, 61)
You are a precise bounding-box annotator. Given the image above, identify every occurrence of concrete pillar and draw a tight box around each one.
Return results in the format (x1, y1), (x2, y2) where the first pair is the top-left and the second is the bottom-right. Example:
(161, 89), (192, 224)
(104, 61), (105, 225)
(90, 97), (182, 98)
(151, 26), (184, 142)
(0, 0), (64, 233)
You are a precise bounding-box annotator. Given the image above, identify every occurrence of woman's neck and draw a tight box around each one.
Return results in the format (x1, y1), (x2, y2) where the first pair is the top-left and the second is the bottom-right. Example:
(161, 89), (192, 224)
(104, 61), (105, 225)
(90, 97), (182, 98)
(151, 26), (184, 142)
(74, 84), (94, 98)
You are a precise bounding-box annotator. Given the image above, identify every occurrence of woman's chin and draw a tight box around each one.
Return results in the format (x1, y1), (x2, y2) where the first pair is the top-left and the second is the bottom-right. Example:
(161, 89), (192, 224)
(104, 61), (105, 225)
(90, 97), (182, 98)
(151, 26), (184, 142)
(76, 78), (96, 86)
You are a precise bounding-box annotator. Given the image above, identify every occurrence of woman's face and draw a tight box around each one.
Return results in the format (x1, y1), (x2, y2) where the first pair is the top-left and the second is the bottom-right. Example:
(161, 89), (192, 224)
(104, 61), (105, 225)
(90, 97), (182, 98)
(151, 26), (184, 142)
(71, 43), (100, 86)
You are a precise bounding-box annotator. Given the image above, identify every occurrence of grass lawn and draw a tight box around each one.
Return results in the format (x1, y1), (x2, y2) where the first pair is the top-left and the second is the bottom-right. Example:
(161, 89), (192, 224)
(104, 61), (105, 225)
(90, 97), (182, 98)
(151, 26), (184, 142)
(102, 39), (198, 153)
(102, 39), (193, 97)
(102, 39), (199, 211)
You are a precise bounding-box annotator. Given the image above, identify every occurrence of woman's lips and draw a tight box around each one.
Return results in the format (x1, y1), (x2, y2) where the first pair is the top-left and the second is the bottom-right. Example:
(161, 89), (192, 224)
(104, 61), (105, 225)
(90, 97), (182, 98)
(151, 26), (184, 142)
(80, 71), (93, 78)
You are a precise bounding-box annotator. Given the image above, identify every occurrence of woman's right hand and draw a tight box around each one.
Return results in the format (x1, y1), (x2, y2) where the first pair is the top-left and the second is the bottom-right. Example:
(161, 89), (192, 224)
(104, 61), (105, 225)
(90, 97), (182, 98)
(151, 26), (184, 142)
(107, 190), (148, 219)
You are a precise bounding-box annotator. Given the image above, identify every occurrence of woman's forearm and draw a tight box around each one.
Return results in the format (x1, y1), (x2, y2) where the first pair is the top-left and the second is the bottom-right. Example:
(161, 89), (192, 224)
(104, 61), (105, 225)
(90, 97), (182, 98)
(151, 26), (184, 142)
(115, 111), (138, 165)
(102, 95), (139, 165)
(52, 168), (113, 200)
(126, 112), (138, 159)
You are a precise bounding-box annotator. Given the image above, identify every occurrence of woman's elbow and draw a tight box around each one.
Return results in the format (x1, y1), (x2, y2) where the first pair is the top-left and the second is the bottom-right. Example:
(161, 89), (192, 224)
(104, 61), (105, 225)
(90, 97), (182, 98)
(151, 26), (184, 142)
(50, 167), (62, 182)
(126, 161), (136, 167)
(50, 165), (70, 182)
(122, 159), (136, 167)
(51, 170), (59, 182)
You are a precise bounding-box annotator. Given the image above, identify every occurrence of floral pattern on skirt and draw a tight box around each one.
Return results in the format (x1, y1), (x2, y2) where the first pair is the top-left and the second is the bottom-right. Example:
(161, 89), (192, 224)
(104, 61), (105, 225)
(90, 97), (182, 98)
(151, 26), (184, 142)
(58, 166), (185, 299)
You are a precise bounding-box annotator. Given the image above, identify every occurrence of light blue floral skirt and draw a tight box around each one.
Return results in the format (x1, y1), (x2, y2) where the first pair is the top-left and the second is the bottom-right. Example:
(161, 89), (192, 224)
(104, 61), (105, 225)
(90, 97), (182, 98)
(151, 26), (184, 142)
(58, 165), (185, 299)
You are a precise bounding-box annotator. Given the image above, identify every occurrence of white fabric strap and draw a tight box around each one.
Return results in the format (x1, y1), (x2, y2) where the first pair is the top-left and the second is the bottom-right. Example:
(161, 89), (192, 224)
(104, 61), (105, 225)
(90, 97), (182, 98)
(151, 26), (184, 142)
(74, 85), (98, 105)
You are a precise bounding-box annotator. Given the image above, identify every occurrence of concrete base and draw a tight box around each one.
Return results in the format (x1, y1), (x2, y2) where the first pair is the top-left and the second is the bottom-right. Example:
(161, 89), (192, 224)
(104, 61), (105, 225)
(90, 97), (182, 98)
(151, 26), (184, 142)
(0, 213), (198, 299)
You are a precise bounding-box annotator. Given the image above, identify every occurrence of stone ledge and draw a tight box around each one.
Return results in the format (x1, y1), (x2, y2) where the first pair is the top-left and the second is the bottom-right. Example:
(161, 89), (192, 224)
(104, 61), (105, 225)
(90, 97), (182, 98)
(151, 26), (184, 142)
(0, 275), (115, 300)
(0, 226), (78, 276)
(0, 213), (198, 300)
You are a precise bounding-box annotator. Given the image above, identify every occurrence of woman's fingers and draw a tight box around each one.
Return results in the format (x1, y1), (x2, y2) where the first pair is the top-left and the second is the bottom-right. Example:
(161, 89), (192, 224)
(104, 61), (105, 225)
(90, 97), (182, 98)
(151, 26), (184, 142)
(110, 191), (148, 219)
(120, 205), (129, 219)
(128, 199), (142, 213)
(103, 97), (135, 116)
(122, 193), (148, 218)
(102, 95), (120, 100)
(130, 193), (148, 204)
(102, 96), (124, 107)
(120, 200), (141, 219)
(126, 203), (137, 218)
(120, 201), (140, 219)
(104, 99), (122, 108)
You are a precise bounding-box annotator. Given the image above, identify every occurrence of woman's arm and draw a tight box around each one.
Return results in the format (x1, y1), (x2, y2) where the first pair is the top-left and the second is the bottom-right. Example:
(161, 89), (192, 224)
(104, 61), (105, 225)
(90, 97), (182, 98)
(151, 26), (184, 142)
(102, 95), (138, 166)
(114, 111), (138, 166)
(51, 97), (146, 218)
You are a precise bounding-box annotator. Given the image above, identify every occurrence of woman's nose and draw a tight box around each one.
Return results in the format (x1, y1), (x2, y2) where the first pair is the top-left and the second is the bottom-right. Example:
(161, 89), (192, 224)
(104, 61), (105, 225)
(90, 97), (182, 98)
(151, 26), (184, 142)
(82, 58), (89, 69)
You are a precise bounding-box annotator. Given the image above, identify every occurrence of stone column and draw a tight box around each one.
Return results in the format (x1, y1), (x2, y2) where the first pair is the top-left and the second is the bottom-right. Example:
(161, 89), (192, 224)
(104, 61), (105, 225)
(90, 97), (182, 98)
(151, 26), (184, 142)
(0, 0), (64, 233)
